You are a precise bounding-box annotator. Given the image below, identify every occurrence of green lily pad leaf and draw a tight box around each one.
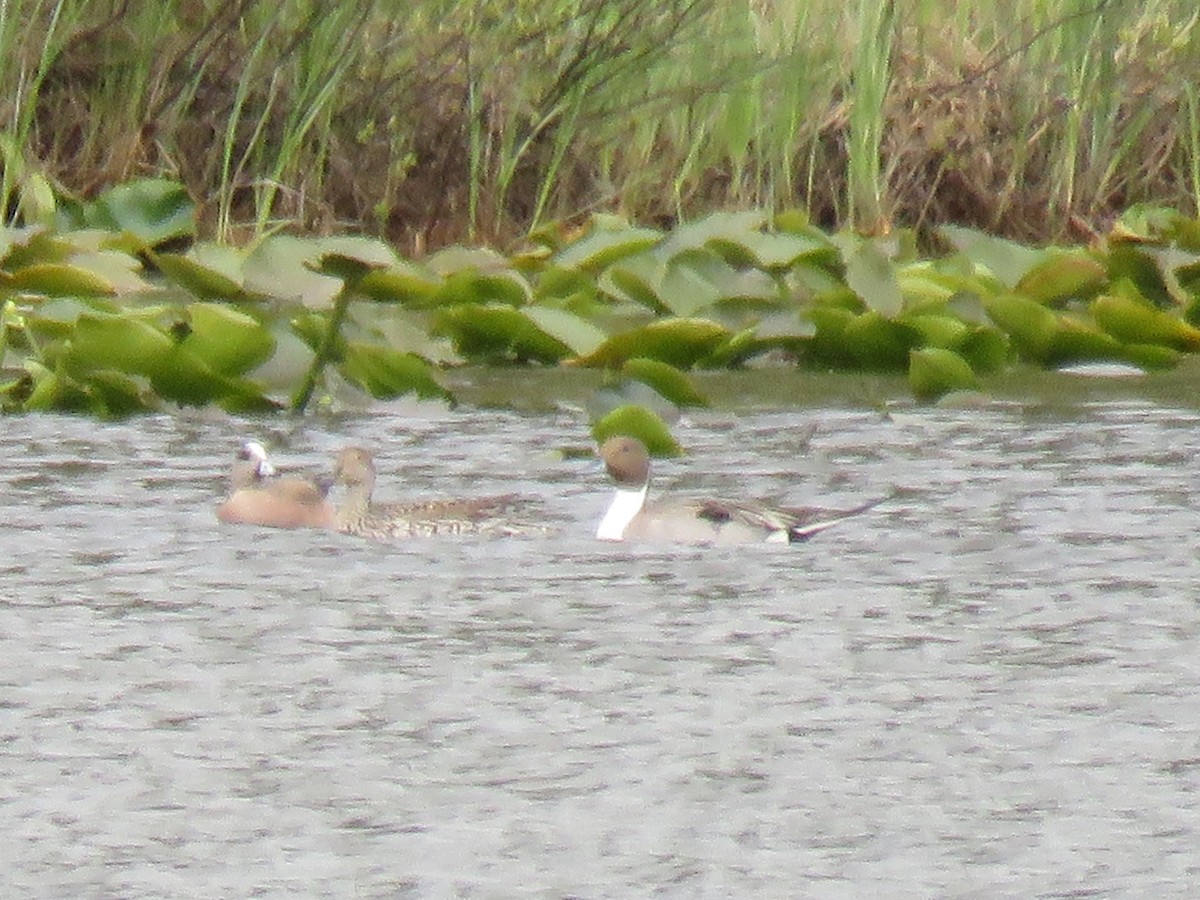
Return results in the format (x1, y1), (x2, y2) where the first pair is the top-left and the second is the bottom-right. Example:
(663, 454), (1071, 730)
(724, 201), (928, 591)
(1110, 205), (1180, 243)
(679, 250), (779, 304)
(533, 266), (597, 301)
(1016, 251), (1106, 303)
(602, 253), (669, 313)
(959, 327), (1010, 373)
(179, 303), (275, 375)
(1091, 293), (1200, 350)
(897, 312), (969, 349)
(843, 239), (903, 318)
(940, 225), (1041, 287)
(90, 178), (195, 248)
(436, 268), (532, 307)
(425, 245), (513, 276)
(316, 235), (398, 269)
(1106, 244), (1175, 307)
(149, 345), (273, 409)
(843, 310), (919, 370)
(701, 324), (776, 367)
(243, 235), (343, 307)
(576, 317), (731, 368)
(662, 210), (769, 256)
(341, 341), (452, 403)
(81, 370), (152, 418)
(653, 258), (724, 317)
(708, 229), (837, 272)
(23, 364), (82, 412)
(524, 306), (607, 357)
(65, 312), (173, 376)
(1116, 342), (1182, 370)
(433, 304), (571, 364)
(1044, 316), (1124, 366)
(806, 305), (857, 367)
(152, 251), (246, 300)
(983, 293), (1059, 360)
(8, 262), (117, 297)
(591, 403), (681, 456)
(909, 347), (979, 401)
(357, 260), (443, 306)
(0, 224), (48, 267)
(553, 223), (663, 272)
(621, 357), (708, 407)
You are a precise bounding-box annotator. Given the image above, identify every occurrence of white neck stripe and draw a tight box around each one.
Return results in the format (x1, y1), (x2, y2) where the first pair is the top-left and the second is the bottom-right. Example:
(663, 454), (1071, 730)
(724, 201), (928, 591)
(596, 484), (648, 541)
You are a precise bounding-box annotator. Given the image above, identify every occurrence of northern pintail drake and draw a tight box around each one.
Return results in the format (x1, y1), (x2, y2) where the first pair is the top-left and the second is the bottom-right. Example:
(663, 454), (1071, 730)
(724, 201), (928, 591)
(331, 446), (542, 541)
(216, 440), (335, 529)
(596, 436), (885, 545)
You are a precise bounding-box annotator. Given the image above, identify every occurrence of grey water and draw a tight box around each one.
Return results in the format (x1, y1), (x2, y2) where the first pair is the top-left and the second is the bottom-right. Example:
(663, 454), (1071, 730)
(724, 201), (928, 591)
(3, 388), (1200, 897)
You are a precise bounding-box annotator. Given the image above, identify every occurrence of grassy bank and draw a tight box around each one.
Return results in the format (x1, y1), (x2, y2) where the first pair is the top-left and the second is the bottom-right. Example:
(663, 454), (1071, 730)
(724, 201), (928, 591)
(2, 0), (1198, 251)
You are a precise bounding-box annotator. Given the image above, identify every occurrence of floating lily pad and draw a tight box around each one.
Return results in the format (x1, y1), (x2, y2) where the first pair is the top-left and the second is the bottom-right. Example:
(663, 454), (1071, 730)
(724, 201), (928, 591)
(435, 268), (532, 307)
(151, 345), (273, 410)
(7, 262), (118, 297)
(1106, 244), (1176, 307)
(908, 347), (979, 401)
(1044, 315), (1125, 366)
(842, 238), (903, 318)
(65, 311), (173, 376)
(1091, 292), (1200, 350)
(591, 403), (681, 456)
(425, 245), (513, 276)
(89, 178), (195, 249)
(82, 370), (152, 418)
(316, 235), (399, 269)
(708, 229), (837, 272)
(433, 304), (572, 364)
(621, 357), (708, 407)
(602, 253), (669, 313)
(178, 303), (276, 375)
(940, 225), (1041, 287)
(575, 317), (731, 369)
(341, 341), (452, 402)
(152, 251), (246, 300)
(553, 223), (662, 273)
(243, 235), (343, 307)
(1115, 342), (1182, 370)
(983, 293), (1059, 361)
(806, 305), (857, 367)
(523, 306), (607, 358)
(843, 311), (919, 370)
(661, 210), (768, 256)
(357, 261), (443, 306)
(897, 312), (969, 349)
(958, 327), (1010, 373)
(1016, 251), (1106, 303)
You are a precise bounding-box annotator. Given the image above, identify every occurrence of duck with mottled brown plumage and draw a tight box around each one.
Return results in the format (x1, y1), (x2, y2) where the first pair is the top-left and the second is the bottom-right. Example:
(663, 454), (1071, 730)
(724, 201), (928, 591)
(331, 446), (545, 542)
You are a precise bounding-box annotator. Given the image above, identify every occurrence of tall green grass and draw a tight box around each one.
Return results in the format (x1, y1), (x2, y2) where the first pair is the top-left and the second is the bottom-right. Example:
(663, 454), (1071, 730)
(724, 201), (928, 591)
(2, 0), (1199, 247)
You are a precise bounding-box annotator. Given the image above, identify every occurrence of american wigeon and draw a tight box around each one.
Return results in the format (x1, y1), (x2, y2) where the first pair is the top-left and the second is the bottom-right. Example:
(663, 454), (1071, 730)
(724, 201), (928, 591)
(331, 446), (541, 541)
(216, 441), (335, 529)
(596, 435), (885, 545)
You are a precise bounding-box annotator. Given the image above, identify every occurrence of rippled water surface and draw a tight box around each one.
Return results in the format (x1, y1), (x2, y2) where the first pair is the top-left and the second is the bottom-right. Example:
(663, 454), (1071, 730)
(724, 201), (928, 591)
(3, 392), (1200, 897)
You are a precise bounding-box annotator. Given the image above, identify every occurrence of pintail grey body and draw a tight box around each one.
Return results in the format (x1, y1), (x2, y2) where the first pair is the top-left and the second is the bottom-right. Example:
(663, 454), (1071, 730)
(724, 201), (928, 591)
(596, 435), (885, 545)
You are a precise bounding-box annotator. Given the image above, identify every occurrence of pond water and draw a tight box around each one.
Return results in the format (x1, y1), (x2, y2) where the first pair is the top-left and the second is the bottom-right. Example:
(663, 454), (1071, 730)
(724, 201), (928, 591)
(3, 373), (1200, 897)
